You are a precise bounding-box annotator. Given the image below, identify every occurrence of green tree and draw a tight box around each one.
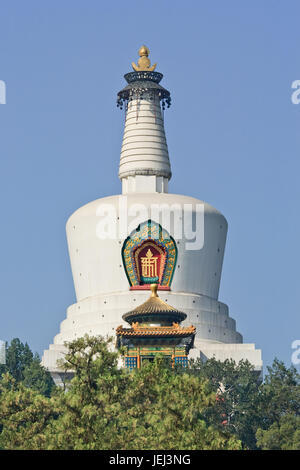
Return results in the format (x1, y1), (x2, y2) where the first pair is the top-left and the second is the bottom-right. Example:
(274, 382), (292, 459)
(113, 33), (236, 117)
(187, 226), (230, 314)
(115, 357), (241, 450)
(0, 373), (60, 450)
(0, 338), (33, 381)
(0, 339), (54, 397)
(259, 359), (300, 428)
(189, 357), (263, 449)
(254, 359), (300, 449)
(1, 336), (298, 450)
(0, 335), (241, 450)
(256, 414), (300, 450)
(190, 357), (300, 450)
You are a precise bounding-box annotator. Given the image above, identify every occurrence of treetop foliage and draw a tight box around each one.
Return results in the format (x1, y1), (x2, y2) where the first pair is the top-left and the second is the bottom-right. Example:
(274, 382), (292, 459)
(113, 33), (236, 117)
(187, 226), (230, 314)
(0, 335), (299, 450)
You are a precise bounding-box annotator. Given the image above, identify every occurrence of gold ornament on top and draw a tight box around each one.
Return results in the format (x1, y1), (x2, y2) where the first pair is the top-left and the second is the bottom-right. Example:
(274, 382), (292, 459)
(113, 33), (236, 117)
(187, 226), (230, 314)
(132, 45), (157, 72)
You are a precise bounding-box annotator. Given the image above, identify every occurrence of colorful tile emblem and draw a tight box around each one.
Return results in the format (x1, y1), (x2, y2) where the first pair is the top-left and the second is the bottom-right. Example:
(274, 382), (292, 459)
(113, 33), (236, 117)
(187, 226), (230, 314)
(122, 220), (177, 289)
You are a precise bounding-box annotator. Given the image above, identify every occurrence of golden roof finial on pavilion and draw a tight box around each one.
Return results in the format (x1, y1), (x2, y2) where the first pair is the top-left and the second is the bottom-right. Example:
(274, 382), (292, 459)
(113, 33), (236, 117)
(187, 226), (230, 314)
(132, 45), (157, 72)
(150, 283), (159, 298)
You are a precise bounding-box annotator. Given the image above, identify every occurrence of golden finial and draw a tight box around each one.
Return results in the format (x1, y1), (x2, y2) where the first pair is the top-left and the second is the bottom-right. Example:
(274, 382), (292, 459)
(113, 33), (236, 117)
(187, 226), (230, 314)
(132, 45), (157, 72)
(145, 248), (153, 258)
(150, 283), (159, 298)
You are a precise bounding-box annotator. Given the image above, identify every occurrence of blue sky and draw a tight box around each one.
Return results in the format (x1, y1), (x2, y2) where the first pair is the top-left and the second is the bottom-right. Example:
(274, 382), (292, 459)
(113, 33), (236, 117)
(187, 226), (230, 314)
(0, 1), (299, 372)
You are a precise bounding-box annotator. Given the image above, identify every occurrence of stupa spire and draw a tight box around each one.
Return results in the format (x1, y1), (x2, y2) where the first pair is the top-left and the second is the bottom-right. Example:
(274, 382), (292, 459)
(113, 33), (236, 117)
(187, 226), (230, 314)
(131, 45), (157, 71)
(117, 46), (172, 194)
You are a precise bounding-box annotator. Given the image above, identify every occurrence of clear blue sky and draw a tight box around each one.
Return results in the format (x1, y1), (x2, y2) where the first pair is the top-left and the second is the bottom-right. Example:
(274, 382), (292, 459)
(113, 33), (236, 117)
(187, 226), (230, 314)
(0, 1), (299, 372)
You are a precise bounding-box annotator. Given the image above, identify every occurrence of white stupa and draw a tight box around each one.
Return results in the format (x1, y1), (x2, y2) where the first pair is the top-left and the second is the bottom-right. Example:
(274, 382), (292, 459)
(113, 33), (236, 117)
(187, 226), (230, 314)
(42, 46), (262, 382)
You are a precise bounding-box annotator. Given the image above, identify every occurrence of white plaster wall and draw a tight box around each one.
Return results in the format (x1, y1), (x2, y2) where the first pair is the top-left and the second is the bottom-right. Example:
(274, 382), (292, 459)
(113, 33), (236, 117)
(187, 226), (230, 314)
(50, 291), (241, 345)
(42, 192), (254, 372)
(189, 343), (263, 374)
(42, 77), (262, 375)
(66, 193), (228, 302)
(42, 290), (244, 372)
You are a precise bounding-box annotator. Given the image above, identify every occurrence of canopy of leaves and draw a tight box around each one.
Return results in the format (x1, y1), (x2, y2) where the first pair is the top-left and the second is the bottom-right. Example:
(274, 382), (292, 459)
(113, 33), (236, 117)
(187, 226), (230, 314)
(0, 336), (299, 450)
(256, 414), (300, 450)
(0, 338), (54, 397)
(0, 335), (241, 450)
